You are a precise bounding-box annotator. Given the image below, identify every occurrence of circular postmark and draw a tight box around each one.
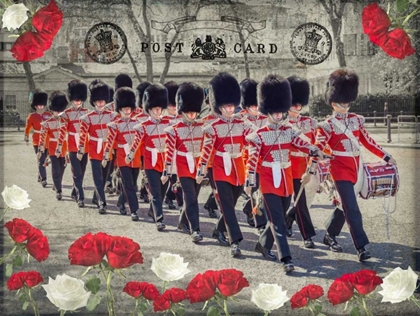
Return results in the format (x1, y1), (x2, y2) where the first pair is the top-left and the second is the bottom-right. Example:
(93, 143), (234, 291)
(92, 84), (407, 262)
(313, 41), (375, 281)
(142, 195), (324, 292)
(290, 22), (332, 65)
(84, 22), (127, 64)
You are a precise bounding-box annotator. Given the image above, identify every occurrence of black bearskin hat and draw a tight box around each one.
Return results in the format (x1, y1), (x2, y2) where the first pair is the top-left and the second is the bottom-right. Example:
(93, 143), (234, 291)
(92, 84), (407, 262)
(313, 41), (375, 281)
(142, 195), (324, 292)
(89, 82), (110, 107)
(67, 79), (88, 102)
(115, 73), (132, 90)
(176, 82), (204, 114)
(30, 89), (48, 110)
(164, 81), (179, 106)
(115, 87), (136, 112)
(240, 78), (258, 108)
(325, 68), (359, 105)
(89, 79), (106, 90)
(135, 82), (151, 108)
(287, 75), (310, 106)
(49, 91), (68, 112)
(208, 72), (240, 115)
(143, 83), (168, 112)
(258, 74), (292, 115)
(109, 87), (114, 102)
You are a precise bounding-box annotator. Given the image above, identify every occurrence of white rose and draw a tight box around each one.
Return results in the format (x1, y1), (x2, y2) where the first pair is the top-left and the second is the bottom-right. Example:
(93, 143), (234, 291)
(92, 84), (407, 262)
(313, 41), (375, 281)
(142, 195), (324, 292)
(42, 274), (91, 311)
(251, 283), (289, 312)
(2, 3), (29, 31)
(151, 252), (190, 282)
(378, 266), (418, 303)
(1, 185), (31, 210)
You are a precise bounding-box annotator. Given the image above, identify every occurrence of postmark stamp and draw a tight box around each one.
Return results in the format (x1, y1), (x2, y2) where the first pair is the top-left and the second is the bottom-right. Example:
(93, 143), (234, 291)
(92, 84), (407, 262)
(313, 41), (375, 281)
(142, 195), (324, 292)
(290, 22), (332, 65)
(84, 22), (127, 64)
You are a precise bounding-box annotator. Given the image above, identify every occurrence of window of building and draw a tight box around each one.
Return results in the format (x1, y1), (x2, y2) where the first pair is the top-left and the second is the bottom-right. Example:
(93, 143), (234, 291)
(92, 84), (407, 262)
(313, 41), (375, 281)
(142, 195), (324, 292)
(4, 95), (16, 110)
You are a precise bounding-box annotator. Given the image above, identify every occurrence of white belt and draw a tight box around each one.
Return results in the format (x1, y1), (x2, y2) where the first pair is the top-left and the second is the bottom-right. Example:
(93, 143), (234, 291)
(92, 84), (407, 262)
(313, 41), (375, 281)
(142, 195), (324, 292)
(49, 138), (58, 142)
(291, 151), (308, 157)
(146, 146), (165, 153)
(332, 150), (360, 157)
(215, 151), (242, 159)
(68, 131), (78, 136)
(117, 144), (128, 148)
(90, 136), (101, 141)
(177, 151), (201, 158)
(33, 130), (41, 134)
(261, 161), (291, 168)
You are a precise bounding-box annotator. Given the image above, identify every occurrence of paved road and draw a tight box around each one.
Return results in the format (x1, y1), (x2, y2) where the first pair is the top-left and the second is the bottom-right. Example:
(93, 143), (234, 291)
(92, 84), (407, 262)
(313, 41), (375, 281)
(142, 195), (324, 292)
(1, 131), (419, 315)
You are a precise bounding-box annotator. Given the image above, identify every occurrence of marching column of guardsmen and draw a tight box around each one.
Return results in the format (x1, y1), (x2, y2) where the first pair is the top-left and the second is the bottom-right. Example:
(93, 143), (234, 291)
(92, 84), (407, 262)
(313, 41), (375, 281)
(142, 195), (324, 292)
(24, 68), (399, 271)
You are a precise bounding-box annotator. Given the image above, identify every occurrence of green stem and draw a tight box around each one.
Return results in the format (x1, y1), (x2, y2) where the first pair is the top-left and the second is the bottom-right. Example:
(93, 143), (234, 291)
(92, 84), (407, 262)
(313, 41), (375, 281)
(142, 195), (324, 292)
(307, 303), (316, 316)
(26, 287), (40, 316)
(361, 296), (373, 316)
(223, 298), (230, 316)
(402, 6), (420, 26)
(0, 244), (18, 265)
(59, 310), (66, 316)
(410, 295), (420, 309)
(132, 298), (139, 316)
(263, 311), (270, 316)
(0, 206), (10, 222)
(162, 281), (167, 293)
(106, 270), (116, 316)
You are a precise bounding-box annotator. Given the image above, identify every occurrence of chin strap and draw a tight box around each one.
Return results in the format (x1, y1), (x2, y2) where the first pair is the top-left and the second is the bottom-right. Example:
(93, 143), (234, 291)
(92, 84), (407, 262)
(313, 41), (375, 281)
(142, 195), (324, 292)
(267, 113), (282, 125)
(334, 103), (350, 111)
(289, 108), (300, 114)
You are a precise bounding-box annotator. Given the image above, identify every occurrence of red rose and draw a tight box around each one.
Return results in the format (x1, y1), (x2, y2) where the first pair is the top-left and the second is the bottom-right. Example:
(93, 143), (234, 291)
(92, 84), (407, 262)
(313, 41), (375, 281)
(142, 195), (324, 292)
(68, 232), (108, 266)
(379, 28), (416, 59)
(24, 271), (44, 287)
(4, 218), (34, 243)
(32, 0), (63, 38)
(214, 269), (249, 297)
(26, 232), (50, 262)
(352, 270), (383, 295)
(290, 291), (308, 309)
(362, 3), (390, 45)
(186, 272), (217, 303)
(163, 288), (186, 304)
(303, 284), (324, 300)
(153, 295), (171, 312)
(106, 236), (143, 269)
(94, 232), (112, 255)
(123, 282), (160, 300)
(327, 276), (354, 306)
(7, 272), (25, 291)
(10, 31), (50, 62)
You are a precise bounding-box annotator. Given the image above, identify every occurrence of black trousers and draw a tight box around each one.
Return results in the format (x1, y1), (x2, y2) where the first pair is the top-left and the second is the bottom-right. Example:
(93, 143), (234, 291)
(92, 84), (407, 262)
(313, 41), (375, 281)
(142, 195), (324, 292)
(260, 193), (292, 260)
(118, 167), (140, 214)
(242, 174), (267, 228)
(50, 155), (66, 193)
(33, 146), (48, 181)
(165, 174), (183, 206)
(215, 181), (243, 244)
(145, 169), (169, 222)
(286, 179), (316, 240)
(325, 180), (369, 250)
(178, 177), (201, 233)
(91, 159), (111, 207)
(106, 151), (116, 186)
(204, 168), (218, 210)
(119, 167), (140, 205)
(69, 152), (88, 201)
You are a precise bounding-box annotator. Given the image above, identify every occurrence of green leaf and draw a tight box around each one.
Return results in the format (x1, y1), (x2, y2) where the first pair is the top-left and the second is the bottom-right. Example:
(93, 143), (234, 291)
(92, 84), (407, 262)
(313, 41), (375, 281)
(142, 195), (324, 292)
(177, 307), (185, 316)
(85, 275), (101, 294)
(81, 266), (93, 277)
(22, 301), (29, 311)
(19, 293), (27, 303)
(6, 263), (13, 277)
(349, 306), (362, 316)
(137, 312), (144, 316)
(13, 255), (23, 267)
(139, 303), (148, 312)
(395, 0), (410, 13)
(315, 304), (323, 312)
(207, 306), (221, 316)
(86, 295), (101, 311)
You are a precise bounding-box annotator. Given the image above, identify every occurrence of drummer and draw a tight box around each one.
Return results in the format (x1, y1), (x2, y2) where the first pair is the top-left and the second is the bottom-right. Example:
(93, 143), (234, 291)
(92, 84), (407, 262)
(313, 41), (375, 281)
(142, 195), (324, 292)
(311, 69), (397, 262)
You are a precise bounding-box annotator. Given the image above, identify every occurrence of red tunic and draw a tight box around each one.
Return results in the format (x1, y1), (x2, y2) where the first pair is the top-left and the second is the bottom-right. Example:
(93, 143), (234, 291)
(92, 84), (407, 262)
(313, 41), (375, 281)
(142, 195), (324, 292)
(25, 111), (53, 146)
(246, 123), (316, 196)
(39, 116), (68, 157)
(287, 115), (317, 179)
(199, 116), (255, 186)
(130, 117), (171, 172)
(314, 112), (390, 184)
(164, 119), (204, 179)
(58, 107), (89, 153)
(79, 109), (119, 161)
(104, 117), (141, 168)
(201, 112), (220, 169)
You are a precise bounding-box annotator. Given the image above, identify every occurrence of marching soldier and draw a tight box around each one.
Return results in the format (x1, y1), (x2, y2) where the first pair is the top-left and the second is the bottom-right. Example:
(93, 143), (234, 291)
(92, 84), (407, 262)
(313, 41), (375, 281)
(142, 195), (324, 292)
(162, 82), (205, 242)
(78, 82), (118, 214)
(56, 80), (89, 207)
(102, 87), (141, 221)
(38, 91), (68, 200)
(238, 78), (268, 232)
(312, 69), (397, 261)
(25, 89), (52, 187)
(244, 74), (323, 273)
(127, 83), (171, 231)
(284, 76), (318, 248)
(197, 72), (255, 257)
